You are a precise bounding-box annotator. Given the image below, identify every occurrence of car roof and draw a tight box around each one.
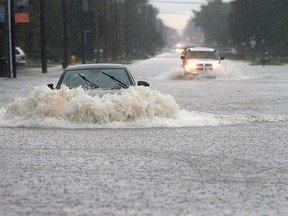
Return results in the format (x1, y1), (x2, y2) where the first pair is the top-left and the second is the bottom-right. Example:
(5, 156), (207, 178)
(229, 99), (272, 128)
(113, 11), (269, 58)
(65, 63), (127, 71)
(187, 47), (216, 52)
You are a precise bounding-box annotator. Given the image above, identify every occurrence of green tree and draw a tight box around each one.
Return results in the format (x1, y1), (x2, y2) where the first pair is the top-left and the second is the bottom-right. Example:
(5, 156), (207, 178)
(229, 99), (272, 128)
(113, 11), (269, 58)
(193, 0), (232, 46)
(2, 0), (168, 63)
(229, 0), (288, 56)
(183, 18), (204, 46)
(14, 0), (40, 58)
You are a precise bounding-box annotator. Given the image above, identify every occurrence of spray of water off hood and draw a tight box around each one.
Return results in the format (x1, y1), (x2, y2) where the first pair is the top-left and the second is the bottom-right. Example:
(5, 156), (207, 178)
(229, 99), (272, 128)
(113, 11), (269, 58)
(0, 85), (286, 129)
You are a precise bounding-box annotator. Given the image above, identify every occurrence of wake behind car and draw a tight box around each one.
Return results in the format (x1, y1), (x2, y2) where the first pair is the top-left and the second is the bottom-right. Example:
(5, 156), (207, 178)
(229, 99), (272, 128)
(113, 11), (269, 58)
(48, 63), (149, 96)
(181, 47), (224, 77)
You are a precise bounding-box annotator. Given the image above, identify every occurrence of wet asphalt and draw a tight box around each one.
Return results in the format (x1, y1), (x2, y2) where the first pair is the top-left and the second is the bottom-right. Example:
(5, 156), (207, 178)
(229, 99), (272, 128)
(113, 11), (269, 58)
(1, 52), (288, 215)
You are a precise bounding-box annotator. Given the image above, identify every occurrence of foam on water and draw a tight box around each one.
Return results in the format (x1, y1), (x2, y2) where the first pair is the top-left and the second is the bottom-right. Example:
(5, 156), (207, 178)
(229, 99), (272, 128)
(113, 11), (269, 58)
(0, 85), (286, 129)
(216, 60), (245, 80)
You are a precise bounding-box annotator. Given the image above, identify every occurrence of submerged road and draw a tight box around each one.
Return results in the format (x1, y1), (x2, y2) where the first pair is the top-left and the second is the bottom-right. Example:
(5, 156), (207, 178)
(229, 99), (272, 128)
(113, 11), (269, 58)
(1, 52), (288, 215)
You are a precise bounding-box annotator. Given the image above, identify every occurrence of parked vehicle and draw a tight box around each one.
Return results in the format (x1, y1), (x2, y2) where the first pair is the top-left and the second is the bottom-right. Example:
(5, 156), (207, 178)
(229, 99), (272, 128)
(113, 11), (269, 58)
(181, 47), (224, 77)
(217, 47), (237, 58)
(48, 63), (149, 96)
(15, 47), (27, 67)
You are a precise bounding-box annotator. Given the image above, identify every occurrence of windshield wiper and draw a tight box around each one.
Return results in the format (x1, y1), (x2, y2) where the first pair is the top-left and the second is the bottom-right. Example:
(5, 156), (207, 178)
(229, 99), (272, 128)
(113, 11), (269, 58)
(102, 72), (128, 89)
(78, 73), (100, 89)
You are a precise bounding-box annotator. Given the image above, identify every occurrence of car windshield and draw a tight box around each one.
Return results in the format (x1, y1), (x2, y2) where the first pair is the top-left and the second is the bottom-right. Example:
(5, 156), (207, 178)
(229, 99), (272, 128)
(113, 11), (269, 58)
(187, 51), (218, 59)
(60, 68), (133, 89)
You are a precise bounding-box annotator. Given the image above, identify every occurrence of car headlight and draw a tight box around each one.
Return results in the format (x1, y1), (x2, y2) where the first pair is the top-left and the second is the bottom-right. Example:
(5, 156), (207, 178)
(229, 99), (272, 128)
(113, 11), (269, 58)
(185, 61), (197, 71)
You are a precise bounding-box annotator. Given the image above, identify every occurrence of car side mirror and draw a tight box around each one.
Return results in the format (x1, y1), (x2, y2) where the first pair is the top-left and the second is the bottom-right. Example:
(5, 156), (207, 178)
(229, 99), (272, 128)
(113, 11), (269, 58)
(47, 83), (54, 89)
(137, 81), (149, 87)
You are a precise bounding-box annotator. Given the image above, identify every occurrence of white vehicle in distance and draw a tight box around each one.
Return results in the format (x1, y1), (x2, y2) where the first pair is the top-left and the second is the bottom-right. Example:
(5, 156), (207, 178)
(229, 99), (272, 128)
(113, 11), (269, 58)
(181, 47), (224, 78)
(15, 47), (27, 67)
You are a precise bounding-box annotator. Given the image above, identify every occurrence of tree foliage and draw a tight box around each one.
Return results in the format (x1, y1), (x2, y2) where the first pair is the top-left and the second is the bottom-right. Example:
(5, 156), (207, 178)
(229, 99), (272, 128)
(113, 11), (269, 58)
(192, 0), (232, 46)
(0, 0), (167, 62)
(186, 0), (288, 56)
(182, 17), (204, 46)
(230, 0), (288, 55)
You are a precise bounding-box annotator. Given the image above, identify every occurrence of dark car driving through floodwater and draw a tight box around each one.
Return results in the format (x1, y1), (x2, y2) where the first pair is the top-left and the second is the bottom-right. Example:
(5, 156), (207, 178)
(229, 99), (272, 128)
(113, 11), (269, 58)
(48, 63), (149, 96)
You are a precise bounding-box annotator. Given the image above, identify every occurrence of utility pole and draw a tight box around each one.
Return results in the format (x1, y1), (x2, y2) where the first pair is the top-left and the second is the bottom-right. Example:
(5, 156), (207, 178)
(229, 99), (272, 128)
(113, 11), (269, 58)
(110, 0), (116, 60)
(7, 0), (16, 78)
(95, 0), (100, 63)
(103, 0), (108, 61)
(124, 0), (128, 59)
(40, 0), (47, 73)
(63, 0), (69, 68)
(80, 0), (88, 64)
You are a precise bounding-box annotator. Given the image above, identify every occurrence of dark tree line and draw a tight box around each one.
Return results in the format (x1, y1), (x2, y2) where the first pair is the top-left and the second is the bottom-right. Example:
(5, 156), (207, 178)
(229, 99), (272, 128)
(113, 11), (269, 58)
(185, 0), (288, 57)
(0, 0), (168, 63)
(230, 0), (288, 56)
(192, 0), (231, 47)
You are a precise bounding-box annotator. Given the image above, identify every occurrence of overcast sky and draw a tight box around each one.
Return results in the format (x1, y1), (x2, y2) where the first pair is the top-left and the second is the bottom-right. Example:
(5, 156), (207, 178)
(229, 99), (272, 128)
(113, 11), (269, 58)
(149, 0), (232, 35)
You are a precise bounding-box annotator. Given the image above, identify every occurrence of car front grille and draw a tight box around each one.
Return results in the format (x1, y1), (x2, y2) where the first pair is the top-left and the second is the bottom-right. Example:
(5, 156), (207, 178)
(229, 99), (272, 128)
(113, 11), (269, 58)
(196, 63), (213, 71)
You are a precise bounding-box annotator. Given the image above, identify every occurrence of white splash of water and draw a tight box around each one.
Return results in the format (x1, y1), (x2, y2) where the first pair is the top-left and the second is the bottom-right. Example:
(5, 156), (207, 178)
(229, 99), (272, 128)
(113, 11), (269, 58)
(216, 60), (244, 80)
(155, 60), (244, 81)
(0, 85), (182, 128)
(0, 85), (286, 129)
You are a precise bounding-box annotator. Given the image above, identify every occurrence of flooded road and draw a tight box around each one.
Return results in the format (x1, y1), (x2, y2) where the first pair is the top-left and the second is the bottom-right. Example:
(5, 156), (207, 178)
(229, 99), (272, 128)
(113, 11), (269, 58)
(1, 52), (288, 215)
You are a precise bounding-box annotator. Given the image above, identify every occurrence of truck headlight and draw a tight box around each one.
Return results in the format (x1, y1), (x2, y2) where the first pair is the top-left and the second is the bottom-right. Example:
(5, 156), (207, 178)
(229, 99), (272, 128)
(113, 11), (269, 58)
(185, 61), (197, 71)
